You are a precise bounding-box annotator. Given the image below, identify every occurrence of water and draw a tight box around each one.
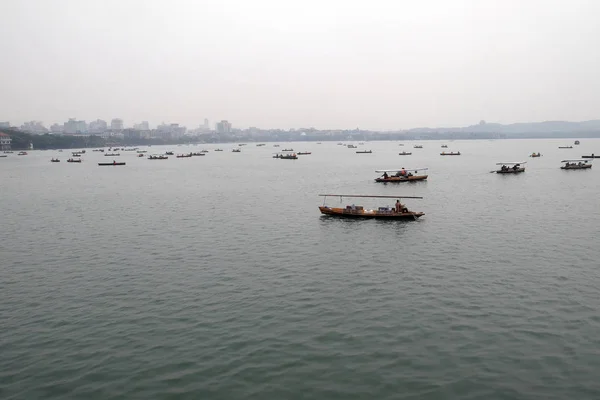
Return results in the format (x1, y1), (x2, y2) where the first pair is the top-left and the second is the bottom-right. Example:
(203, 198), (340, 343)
(1, 139), (600, 399)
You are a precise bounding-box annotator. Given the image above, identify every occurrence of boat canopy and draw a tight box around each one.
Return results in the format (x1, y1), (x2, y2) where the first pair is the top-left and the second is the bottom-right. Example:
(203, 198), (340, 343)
(375, 168), (428, 173)
(319, 194), (423, 199)
(561, 159), (590, 163)
(495, 161), (526, 165)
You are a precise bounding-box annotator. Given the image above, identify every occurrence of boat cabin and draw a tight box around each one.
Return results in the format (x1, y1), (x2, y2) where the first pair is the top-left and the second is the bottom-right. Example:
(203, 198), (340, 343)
(375, 168), (428, 182)
(560, 159), (592, 170)
(495, 161), (526, 174)
(318, 194), (424, 220)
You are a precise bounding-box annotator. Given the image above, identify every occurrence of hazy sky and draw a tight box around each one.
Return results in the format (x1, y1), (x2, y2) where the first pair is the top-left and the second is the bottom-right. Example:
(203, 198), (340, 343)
(1, 0), (599, 130)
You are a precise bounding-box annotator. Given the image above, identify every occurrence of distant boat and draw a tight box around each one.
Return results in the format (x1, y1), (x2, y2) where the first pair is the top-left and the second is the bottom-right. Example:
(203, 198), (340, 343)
(581, 154), (600, 158)
(318, 194), (425, 220)
(440, 151), (461, 156)
(273, 153), (298, 159)
(495, 161), (526, 174)
(105, 153), (120, 156)
(375, 168), (428, 182)
(356, 150), (372, 154)
(214, 149), (223, 152)
(529, 153), (542, 157)
(398, 152), (412, 156)
(441, 145), (448, 148)
(18, 151), (28, 155)
(98, 161), (126, 166)
(347, 145), (357, 149)
(177, 153), (193, 158)
(413, 145), (423, 149)
(558, 146), (573, 149)
(67, 158), (82, 163)
(297, 152), (312, 155)
(232, 149), (241, 153)
(165, 151), (174, 155)
(50, 158), (60, 163)
(148, 155), (168, 160)
(561, 159), (592, 170)
(191, 152), (206, 156)
(282, 148), (294, 152)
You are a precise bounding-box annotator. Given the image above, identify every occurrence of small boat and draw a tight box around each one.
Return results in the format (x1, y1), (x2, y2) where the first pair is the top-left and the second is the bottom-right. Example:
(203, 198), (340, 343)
(441, 145), (448, 148)
(356, 150), (372, 154)
(559, 146), (573, 149)
(148, 155), (168, 160)
(581, 154), (600, 158)
(440, 151), (461, 156)
(256, 144), (266, 147)
(137, 150), (147, 153)
(4, 151), (14, 153)
(495, 161), (526, 174)
(51, 158), (60, 163)
(165, 151), (174, 155)
(347, 145), (357, 149)
(398, 144), (404, 146)
(337, 142), (343, 145)
(138, 154), (144, 157)
(18, 151), (28, 155)
(238, 143), (247, 146)
(214, 149), (223, 152)
(273, 153), (298, 159)
(0, 155), (7, 158)
(575, 140), (580, 145)
(297, 152), (312, 155)
(177, 153), (193, 158)
(282, 148), (294, 152)
(273, 144), (280, 147)
(561, 159), (592, 170)
(201, 150), (209, 153)
(67, 158), (82, 163)
(191, 152), (206, 156)
(375, 168), (428, 182)
(398, 152), (412, 155)
(529, 153), (542, 157)
(105, 153), (120, 156)
(72, 153), (82, 157)
(93, 149), (104, 152)
(232, 149), (241, 153)
(98, 161), (126, 166)
(413, 145), (423, 149)
(318, 194), (424, 220)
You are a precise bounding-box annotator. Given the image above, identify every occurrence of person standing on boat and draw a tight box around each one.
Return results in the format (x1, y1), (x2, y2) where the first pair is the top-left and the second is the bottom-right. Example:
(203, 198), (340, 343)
(382, 172), (388, 179)
(395, 200), (402, 213)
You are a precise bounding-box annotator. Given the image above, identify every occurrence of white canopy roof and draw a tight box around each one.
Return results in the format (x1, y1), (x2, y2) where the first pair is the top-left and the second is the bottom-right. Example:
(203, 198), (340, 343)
(561, 159), (590, 162)
(375, 168), (428, 173)
(495, 162), (526, 165)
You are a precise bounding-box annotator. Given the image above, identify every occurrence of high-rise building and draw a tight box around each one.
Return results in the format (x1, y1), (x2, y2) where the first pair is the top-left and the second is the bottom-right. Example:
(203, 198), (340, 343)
(63, 118), (87, 134)
(133, 121), (149, 131)
(216, 120), (232, 134)
(111, 118), (124, 131)
(89, 119), (108, 134)
(204, 118), (210, 131)
(20, 121), (48, 134)
(50, 123), (63, 134)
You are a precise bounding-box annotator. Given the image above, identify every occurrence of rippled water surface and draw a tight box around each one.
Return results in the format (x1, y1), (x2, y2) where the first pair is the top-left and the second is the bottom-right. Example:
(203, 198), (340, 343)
(2, 139), (600, 399)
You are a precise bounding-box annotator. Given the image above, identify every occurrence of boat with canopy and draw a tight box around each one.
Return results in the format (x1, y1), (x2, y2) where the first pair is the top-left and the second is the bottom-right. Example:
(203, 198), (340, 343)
(440, 151), (460, 156)
(375, 168), (428, 182)
(398, 152), (412, 155)
(561, 159), (592, 170)
(356, 150), (372, 154)
(318, 194), (424, 220)
(529, 152), (541, 157)
(495, 161), (526, 173)
(273, 153), (297, 159)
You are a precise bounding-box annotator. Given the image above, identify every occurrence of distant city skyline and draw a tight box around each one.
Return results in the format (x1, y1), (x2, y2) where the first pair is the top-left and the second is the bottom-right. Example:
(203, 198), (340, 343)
(2, 0), (600, 130)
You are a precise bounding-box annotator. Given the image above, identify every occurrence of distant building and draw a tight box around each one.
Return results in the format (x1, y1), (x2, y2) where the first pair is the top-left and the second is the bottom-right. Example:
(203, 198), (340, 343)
(0, 132), (11, 150)
(111, 118), (124, 131)
(0, 122), (11, 129)
(63, 118), (87, 134)
(133, 121), (149, 131)
(50, 123), (63, 134)
(204, 118), (210, 131)
(20, 121), (48, 134)
(156, 122), (186, 139)
(89, 119), (108, 134)
(123, 129), (141, 140)
(216, 120), (232, 134)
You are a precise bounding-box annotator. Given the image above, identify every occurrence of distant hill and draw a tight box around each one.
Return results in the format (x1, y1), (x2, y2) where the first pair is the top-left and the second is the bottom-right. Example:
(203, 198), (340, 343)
(404, 120), (600, 135)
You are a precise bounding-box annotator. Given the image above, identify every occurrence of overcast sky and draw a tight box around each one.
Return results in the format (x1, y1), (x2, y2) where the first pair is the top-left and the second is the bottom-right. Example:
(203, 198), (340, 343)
(1, 0), (599, 130)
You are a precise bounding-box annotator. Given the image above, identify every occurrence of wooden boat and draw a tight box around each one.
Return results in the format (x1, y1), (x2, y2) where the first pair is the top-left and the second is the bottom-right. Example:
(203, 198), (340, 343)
(273, 144), (280, 147)
(201, 150), (209, 153)
(581, 154), (600, 158)
(0, 155), (7, 158)
(51, 158), (60, 162)
(137, 150), (147, 153)
(93, 149), (104, 152)
(273, 153), (298, 159)
(105, 153), (120, 156)
(375, 168), (428, 182)
(98, 161), (126, 166)
(440, 151), (460, 156)
(413, 145), (423, 149)
(318, 194), (424, 220)
(165, 151), (174, 155)
(356, 150), (372, 154)
(529, 153), (542, 157)
(177, 153), (193, 158)
(399, 152), (412, 155)
(297, 152), (311, 155)
(441, 145), (448, 148)
(148, 155), (168, 160)
(561, 159), (592, 170)
(67, 158), (82, 163)
(232, 149), (241, 153)
(214, 149), (223, 152)
(495, 161), (526, 173)
(18, 151), (28, 155)
(282, 148), (294, 152)
(347, 145), (357, 149)
(559, 146), (573, 149)
(191, 152), (206, 156)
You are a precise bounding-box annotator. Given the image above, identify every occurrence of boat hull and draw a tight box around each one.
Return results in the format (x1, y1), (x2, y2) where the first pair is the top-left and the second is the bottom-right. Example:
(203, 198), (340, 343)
(398, 153), (412, 155)
(98, 162), (126, 166)
(581, 155), (600, 158)
(440, 153), (460, 156)
(496, 168), (525, 173)
(319, 206), (424, 219)
(375, 175), (428, 183)
(561, 165), (592, 170)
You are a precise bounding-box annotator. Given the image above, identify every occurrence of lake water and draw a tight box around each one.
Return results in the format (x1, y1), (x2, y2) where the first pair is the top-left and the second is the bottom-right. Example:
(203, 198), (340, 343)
(1, 139), (600, 399)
